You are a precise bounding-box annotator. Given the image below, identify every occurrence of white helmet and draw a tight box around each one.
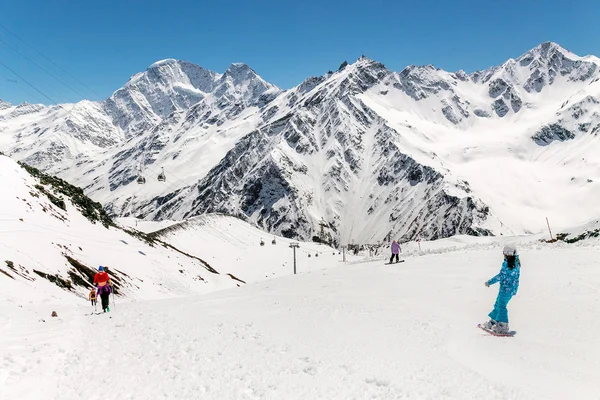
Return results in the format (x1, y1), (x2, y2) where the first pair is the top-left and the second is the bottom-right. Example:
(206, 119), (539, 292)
(502, 244), (517, 256)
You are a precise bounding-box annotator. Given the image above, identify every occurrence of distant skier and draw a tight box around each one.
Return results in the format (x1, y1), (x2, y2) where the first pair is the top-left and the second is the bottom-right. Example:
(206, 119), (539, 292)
(482, 244), (521, 334)
(93, 266), (112, 313)
(88, 288), (97, 307)
(389, 240), (401, 263)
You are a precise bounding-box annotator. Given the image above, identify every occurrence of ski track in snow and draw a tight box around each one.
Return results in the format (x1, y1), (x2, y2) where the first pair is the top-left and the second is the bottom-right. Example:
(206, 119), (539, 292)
(2, 245), (600, 400)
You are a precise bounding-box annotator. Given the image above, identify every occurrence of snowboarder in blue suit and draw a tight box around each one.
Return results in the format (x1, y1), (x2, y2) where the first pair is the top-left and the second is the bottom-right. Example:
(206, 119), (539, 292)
(482, 244), (521, 334)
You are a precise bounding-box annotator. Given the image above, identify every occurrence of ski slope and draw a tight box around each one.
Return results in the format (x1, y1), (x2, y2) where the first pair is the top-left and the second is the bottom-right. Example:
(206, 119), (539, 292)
(2, 238), (600, 400)
(0, 155), (242, 305)
(2, 153), (599, 399)
(0, 154), (346, 310)
(142, 214), (350, 283)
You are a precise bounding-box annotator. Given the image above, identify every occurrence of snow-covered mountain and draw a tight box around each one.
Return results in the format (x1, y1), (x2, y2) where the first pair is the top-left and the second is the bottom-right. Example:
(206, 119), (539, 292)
(0, 60), (279, 171)
(2, 42), (600, 243)
(0, 99), (12, 110)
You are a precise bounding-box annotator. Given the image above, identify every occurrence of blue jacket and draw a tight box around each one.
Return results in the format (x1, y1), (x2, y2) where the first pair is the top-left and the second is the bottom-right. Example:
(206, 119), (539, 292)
(488, 256), (520, 296)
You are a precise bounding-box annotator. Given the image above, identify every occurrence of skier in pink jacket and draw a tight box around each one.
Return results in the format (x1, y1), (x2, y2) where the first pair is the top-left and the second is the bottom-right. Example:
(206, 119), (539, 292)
(390, 240), (401, 263)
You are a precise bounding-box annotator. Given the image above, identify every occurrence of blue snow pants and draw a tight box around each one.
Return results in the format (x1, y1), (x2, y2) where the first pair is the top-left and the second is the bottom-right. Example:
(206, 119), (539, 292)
(488, 291), (513, 323)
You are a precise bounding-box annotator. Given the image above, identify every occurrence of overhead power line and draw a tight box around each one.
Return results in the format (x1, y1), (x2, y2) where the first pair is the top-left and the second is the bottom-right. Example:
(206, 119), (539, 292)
(0, 22), (197, 197)
(0, 59), (63, 106)
(0, 35), (89, 101)
(0, 21), (103, 99)
(0, 67), (45, 104)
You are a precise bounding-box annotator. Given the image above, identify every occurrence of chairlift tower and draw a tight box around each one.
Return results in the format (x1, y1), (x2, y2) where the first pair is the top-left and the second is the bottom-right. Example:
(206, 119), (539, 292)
(289, 243), (300, 274)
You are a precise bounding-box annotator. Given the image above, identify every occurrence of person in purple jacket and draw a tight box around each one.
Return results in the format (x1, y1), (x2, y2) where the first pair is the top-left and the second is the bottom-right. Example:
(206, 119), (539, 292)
(389, 240), (401, 263)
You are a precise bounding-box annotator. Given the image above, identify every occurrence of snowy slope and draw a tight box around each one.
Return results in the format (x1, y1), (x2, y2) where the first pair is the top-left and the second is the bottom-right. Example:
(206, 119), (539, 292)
(146, 214), (348, 284)
(0, 155), (241, 304)
(0, 155), (344, 308)
(3, 42), (600, 243)
(2, 238), (600, 399)
(3, 150), (600, 398)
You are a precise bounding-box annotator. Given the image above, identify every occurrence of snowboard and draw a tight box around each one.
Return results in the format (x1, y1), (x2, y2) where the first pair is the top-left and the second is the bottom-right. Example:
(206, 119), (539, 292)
(384, 260), (405, 265)
(478, 324), (516, 337)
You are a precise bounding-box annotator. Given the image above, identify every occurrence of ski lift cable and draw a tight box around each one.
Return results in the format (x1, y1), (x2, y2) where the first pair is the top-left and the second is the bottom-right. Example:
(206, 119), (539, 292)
(0, 59), (63, 106)
(0, 58), (96, 134)
(145, 159), (192, 189)
(136, 163), (188, 196)
(0, 26), (195, 196)
(0, 27), (117, 134)
(0, 68), (46, 104)
(0, 36), (89, 101)
(142, 162), (193, 193)
(0, 24), (200, 193)
(0, 27), (194, 194)
(0, 25), (197, 191)
(0, 21), (104, 100)
(0, 25), (213, 193)
(0, 48), (72, 105)
(134, 137), (194, 189)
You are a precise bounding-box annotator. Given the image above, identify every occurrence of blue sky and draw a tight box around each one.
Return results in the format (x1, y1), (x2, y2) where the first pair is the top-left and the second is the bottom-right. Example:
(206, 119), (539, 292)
(0, 0), (599, 105)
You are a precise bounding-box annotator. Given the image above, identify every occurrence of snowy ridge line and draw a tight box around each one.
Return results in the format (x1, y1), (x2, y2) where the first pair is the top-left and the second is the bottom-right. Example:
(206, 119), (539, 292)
(146, 212), (236, 236)
(149, 214), (351, 284)
(3, 41), (600, 244)
(153, 237), (220, 274)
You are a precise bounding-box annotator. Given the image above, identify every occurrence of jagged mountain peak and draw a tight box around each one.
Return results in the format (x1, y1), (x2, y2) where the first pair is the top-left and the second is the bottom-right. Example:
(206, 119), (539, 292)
(213, 62), (280, 107)
(0, 99), (12, 110)
(350, 55), (385, 69)
(312, 56), (390, 97)
(403, 63), (440, 71)
(222, 62), (264, 85)
(123, 59), (221, 91)
(226, 62), (252, 71)
(331, 56), (389, 79)
(519, 41), (576, 62)
(148, 58), (179, 69)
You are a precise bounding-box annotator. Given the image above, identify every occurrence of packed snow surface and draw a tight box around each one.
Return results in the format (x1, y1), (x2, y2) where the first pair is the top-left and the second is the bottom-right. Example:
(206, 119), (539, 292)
(2, 237), (599, 399)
